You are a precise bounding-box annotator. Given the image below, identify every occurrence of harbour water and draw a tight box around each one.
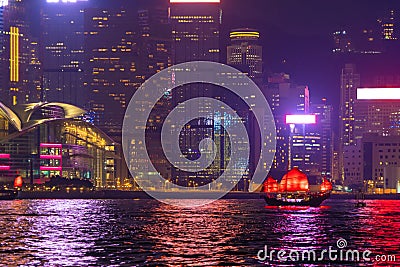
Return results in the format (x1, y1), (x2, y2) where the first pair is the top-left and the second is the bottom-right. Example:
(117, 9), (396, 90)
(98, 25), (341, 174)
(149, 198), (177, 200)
(0, 199), (399, 266)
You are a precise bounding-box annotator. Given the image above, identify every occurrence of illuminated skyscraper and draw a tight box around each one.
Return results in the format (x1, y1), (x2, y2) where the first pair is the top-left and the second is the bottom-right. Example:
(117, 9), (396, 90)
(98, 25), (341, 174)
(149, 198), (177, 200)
(355, 88), (400, 138)
(227, 28), (262, 81)
(285, 115), (322, 176)
(169, 0), (221, 64)
(83, 8), (142, 140)
(137, 6), (172, 79)
(264, 73), (311, 177)
(168, 0), (230, 188)
(339, 63), (360, 183)
(311, 99), (334, 177)
(41, 0), (88, 105)
(339, 64), (360, 147)
(1, 0), (32, 106)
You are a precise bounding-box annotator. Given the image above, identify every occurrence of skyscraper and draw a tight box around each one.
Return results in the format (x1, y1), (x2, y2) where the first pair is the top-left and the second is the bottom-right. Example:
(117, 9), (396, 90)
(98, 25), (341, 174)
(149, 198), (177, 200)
(83, 8), (142, 140)
(1, 0), (32, 106)
(311, 98), (334, 177)
(339, 63), (360, 183)
(169, 0), (221, 64)
(355, 88), (400, 138)
(227, 28), (262, 82)
(41, 0), (88, 106)
(167, 0), (224, 188)
(264, 74), (312, 177)
(137, 6), (171, 79)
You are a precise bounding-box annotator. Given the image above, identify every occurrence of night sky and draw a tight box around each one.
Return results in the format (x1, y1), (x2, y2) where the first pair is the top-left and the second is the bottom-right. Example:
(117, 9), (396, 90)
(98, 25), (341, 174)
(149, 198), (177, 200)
(29, 0), (400, 108)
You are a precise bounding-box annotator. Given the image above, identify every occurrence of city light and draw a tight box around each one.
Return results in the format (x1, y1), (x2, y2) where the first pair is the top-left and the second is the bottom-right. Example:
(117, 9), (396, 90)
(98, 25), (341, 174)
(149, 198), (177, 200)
(357, 88), (400, 100)
(285, 114), (317, 124)
(230, 31), (260, 39)
(0, 0), (8, 7)
(170, 0), (220, 3)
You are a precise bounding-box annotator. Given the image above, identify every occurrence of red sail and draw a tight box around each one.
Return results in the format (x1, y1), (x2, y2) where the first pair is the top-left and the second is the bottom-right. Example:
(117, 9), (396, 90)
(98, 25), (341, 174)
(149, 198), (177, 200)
(279, 168), (309, 192)
(14, 175), (23, 188)
(263, 176), (279, 193)
(320, 177), (333, 192)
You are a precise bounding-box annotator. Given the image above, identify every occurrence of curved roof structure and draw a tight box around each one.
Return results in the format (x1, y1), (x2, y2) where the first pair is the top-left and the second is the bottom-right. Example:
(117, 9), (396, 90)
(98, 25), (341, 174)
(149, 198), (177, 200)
(0, 102), (22, 131)
(0, 102), (86, 132)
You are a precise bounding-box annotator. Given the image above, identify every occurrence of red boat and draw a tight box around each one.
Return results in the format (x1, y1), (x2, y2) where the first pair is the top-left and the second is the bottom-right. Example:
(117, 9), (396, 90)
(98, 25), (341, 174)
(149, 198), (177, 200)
(262, 168), (332, 207)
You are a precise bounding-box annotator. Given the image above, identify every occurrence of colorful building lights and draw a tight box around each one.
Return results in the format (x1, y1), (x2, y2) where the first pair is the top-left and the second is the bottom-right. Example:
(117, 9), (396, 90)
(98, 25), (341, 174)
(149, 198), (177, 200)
(229, 31), (260, 39)
(10, 26), (19, 83)
(40, 143), (62, 176)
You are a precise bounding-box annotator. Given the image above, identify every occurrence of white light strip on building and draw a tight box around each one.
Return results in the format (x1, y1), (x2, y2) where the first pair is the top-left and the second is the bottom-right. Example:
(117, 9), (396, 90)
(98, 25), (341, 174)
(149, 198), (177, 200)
(285, 114), (316, 124)
(357, 88), (400, 100)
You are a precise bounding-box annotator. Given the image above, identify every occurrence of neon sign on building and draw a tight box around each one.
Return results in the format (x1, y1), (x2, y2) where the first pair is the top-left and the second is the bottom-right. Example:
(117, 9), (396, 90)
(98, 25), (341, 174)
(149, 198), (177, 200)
(285, 114), (317, 125)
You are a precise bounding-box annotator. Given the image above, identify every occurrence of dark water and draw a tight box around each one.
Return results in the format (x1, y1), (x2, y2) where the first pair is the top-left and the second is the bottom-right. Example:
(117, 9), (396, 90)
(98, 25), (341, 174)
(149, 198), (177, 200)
(0, 199), (399, 266)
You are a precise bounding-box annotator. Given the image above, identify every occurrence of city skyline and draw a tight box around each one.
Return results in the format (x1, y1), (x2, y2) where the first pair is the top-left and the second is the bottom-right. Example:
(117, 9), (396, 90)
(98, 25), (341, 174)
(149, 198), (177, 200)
(13, 0), (400, 105)
(0, 0), (400, 193)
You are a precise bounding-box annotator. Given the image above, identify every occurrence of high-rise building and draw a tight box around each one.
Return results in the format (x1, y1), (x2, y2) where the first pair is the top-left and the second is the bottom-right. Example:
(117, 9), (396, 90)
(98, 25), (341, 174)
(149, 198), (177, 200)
(342, 140), (363, 189)
(41, 0), (88, 106)
(339, 63), (360, 183)
(83, 8), (142, 140)
(285, 115), (320, 173)
(354, 88), (400, 138)
(227, 28), (262, 82)
(361, 134), (400, 193)
(311, 98), (334, 177)
(167, 0), (224, 188)
(137, 6), (173, 183)
(137, 6), (172, 79)
(169, 0), (221, 64)
(264, 74), (311, 177)
(1, 0), (32, 106)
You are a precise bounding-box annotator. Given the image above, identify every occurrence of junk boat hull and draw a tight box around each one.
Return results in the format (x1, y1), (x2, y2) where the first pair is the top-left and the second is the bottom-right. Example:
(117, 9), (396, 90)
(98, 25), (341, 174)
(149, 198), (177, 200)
(263, 192), (330, 207)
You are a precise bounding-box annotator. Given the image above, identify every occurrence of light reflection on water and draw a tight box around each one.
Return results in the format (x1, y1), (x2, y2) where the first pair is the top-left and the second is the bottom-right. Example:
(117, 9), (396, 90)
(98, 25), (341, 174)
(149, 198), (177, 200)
(0, 199), (399, 266)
